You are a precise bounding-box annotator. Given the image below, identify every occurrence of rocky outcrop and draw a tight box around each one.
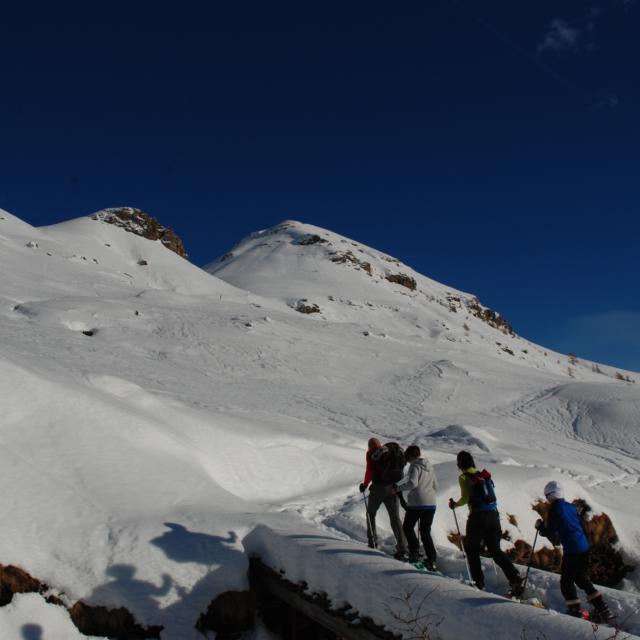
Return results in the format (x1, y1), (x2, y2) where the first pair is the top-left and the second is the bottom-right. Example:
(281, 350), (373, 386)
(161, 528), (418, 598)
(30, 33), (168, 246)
(0, 564), (47, 606)
(0, 563), (162, 639)
(295, 300), (321, 314)
(385, 273), (416, 291)
(329, 250), (372, 275)
(466, 298), (514, 336)
(92, 208), (187, 258)
(70, 601), (162, 639)
(195, 590), (254, 638)
(298, 234), (328, 246)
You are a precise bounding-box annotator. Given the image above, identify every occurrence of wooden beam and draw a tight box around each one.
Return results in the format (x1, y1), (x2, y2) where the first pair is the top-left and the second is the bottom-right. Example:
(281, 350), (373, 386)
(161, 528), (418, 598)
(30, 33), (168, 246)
(250, 558), (400, 640)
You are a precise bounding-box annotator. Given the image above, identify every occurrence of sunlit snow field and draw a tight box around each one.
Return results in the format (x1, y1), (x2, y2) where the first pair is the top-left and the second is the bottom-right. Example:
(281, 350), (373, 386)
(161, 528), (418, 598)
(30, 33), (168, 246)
(1, 210), (639, 638)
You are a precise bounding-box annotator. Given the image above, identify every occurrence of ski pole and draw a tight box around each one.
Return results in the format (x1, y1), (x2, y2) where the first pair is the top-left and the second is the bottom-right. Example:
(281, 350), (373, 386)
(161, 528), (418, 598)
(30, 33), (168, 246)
(452, 506), (474, 585)
(521, 528), (539, 598)
(363, 491), (376, 549)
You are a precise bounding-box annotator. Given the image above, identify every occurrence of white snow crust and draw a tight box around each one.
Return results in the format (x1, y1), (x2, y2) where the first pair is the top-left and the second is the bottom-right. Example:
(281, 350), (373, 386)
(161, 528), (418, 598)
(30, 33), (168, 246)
(1, 210), (640, 638)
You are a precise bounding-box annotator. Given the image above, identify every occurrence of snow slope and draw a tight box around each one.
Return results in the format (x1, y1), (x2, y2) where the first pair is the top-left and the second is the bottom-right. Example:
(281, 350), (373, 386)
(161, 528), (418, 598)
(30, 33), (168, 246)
(1, 210), (640, 638)
(245, 523), (640, 640)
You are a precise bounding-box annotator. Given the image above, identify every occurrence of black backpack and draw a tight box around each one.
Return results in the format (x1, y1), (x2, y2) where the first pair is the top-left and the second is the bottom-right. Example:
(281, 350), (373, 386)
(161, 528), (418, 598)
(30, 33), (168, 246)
(372, 442), (406, 484)
(465, 469), (497, 509)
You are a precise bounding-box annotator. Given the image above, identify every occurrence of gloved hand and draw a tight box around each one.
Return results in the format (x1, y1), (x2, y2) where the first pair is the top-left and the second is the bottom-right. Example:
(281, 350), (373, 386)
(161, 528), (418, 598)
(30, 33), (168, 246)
(535, 518), (543, 530)
(448, 498), (456, 510)
(359, 482), (367, 493)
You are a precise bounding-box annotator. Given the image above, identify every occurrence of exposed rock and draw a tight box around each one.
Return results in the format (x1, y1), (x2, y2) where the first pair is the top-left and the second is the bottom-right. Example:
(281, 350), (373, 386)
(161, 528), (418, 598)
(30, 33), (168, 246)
(447, 295), (462, 313)
(466, 298), (514, 336)
(295, 300), (321, 314)
(195, 590), (254, 639)
(25, 241), (39, 249)
(298, 234), (327, 246)
(0, 564), (162, 639)
(329, 250), (372, 275)
(92, 207), (187, 258)
(0, 564), (47, 606)
(385, 273), (416, 291)
(137, 259), (148, 266)
(70, 601), (162, 639)
(46, 594), (65, 607)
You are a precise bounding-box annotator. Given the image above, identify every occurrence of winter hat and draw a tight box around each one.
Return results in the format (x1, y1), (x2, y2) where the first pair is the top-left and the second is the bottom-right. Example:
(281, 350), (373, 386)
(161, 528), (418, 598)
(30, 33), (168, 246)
(544, 480), (564, 500)
(368, 437), (382, 451)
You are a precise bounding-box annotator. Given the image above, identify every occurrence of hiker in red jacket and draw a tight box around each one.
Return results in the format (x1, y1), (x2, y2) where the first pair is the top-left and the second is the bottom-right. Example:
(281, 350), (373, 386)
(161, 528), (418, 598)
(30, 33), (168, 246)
(360, 438), (408, 559)
(361, 437), (381, 491)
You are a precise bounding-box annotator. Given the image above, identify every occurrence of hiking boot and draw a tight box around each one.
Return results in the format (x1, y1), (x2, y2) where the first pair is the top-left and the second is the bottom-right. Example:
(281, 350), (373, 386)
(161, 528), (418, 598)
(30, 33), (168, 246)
(567, 603), (589, 619)
(589, 595), (614, 623)
(507, 577), (525, 598)
(424, 561), (437, 572)
(408, 550), (421, 563)
(393, 549), (409, 561)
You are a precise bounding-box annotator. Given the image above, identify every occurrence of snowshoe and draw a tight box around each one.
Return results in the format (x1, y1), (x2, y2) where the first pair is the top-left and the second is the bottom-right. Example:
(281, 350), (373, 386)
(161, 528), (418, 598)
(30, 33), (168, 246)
(508, 595), (546, 609)
(589, 594), (616, 626)
(590, 607), (617, 626)
(506, 577), (525, 599)
(567, 607), (590, 620)
(411, 561), (443, 575)
(408, 550), (421, 563)
(393, 550), (409, 562)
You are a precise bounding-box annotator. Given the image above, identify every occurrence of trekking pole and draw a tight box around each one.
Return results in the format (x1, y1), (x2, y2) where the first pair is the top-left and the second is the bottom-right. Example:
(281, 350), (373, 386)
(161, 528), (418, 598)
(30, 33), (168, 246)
(363, 491), (376, 549)
(452, 506), (474, 585)
(520, 528), (539, 598)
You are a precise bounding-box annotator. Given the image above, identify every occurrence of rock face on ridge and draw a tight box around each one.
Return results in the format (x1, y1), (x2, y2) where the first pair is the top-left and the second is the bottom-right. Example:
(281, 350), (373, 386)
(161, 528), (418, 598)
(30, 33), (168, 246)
(91, 207), (188, 258)
(206, 219), (515, 337)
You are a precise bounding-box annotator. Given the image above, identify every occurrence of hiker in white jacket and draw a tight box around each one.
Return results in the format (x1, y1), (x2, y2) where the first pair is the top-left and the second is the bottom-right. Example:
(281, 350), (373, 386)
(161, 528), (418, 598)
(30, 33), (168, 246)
(395, 445), (438, 568)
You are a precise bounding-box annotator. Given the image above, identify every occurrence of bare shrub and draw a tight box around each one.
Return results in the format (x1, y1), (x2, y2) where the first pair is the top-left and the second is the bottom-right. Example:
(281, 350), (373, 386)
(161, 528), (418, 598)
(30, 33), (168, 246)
(385, 586), (443, 640)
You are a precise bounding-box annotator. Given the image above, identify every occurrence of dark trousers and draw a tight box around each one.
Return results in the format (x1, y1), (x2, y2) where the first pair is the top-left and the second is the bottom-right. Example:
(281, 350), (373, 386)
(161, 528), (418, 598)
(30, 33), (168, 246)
(366, 483), (408, 552)
(464, 510), (519, 588)
(561, 551), (597, 602)
(403, 508), (436, 563)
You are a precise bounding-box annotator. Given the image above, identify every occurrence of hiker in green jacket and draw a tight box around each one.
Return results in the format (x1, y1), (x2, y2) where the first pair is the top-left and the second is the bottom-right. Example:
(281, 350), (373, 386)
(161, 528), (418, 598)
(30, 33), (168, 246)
(449, 450), (523, 595)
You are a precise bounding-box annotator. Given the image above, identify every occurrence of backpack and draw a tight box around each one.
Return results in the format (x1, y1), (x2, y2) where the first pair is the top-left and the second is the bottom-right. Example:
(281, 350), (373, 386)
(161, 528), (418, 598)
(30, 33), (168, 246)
(465, 469), (497, 509)
(371, 442), (406, 484)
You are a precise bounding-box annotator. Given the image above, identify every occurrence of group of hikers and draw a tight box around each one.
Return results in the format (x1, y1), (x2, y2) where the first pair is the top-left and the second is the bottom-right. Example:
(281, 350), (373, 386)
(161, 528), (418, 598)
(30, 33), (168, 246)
(359, 438), (614, 622)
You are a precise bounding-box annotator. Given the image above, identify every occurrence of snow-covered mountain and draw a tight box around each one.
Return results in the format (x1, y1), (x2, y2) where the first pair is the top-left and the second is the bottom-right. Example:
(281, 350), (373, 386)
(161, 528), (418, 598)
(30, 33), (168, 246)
(207, 220), (632, 383)
(1, 209), (640, 639)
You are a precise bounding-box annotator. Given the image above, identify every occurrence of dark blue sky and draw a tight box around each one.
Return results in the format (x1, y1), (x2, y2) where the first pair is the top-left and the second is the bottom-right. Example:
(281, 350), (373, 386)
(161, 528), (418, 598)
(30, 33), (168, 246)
(2, 1), (639, 371)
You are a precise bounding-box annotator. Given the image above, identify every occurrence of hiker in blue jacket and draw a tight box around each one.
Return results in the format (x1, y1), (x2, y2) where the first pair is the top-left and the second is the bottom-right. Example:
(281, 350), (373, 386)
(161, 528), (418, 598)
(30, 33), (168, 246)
(536, 481), (613, 621)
